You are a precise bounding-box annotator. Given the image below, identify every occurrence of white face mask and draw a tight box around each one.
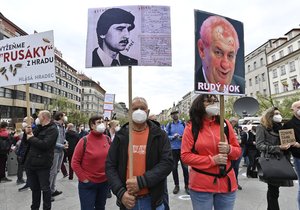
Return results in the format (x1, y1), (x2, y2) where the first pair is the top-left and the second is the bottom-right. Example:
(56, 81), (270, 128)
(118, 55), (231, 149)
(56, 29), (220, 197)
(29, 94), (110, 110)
(115, 125), (121, 132)
(35, 118), (40, 125)
(63, 116), (68, 122)
(132, 109), (147, 124)
(22, 122), (28, 129)
(296, 110), (300, 117)
(205, 103), (220, 116)
(96, 123), (106, 133)
(273, 115), (282, 123)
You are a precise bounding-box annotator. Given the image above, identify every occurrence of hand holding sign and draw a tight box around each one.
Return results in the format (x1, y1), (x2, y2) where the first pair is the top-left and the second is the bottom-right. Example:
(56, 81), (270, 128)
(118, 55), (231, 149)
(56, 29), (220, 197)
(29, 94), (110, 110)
(279, 129), (296, 145)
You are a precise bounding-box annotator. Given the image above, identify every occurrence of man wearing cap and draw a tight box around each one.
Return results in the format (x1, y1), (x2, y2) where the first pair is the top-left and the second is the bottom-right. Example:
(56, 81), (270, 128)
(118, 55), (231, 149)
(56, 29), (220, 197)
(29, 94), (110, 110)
(166, 109), (189, 195)
(92, 8), (138, 67)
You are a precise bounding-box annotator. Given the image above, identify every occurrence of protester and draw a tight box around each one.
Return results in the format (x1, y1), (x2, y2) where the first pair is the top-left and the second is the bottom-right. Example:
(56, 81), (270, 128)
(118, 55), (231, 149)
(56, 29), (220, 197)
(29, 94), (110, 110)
(181, 94), (241, 210)
(106, 97), (173, 210)
(65, 123), (80, 180)
(78, 124), (88, 139)
(24, 110), (58, 210)
(109, 120), (120, 142)
(229, 117), (243, 190)
(0, 121), (14, 183)
(256, 107), (293, 210)
(17, 117), (34, 192)
(283, 100), (300, 209)
(166, 109), (189, 194)
(92, 8), (138, 67)
(50, 112), (68, 200)
(72, 116), (111, 210)
(246, 126), (259, 178)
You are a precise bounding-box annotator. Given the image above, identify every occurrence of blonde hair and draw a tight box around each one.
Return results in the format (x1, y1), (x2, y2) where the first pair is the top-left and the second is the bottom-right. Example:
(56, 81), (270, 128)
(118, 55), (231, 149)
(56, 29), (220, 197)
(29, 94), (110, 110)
(260, 107), (278, 129)
(109, 120), (119, 128)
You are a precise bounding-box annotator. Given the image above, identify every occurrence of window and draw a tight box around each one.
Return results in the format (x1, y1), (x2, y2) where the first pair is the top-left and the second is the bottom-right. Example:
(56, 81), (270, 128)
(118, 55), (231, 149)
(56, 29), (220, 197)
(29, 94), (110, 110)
(61, 71), (66, 77)
(288, 45), (293, 53)
(282, 80), (288, 92)
(272, 55), (276, 62)
(260, 58), (264, 66)
(254, 62), (257, 69)
(263, 89), (267, 96)
(279, 50), (284, 58)
(262, 73), (265, 82)
(248, 65), (250, 72)
(289, 61), (296, 72)
(280, 65), (286, 76)
(16, 91), (25, 100)
(249, 78), (252, 86)
(37, 83), (42, 90)
(0, 88), (4, 97)
(274, 82), (279, 94)
(273, 69), (278, 78)
(5, 89), (12, 98)
(255, 76), (259, 84)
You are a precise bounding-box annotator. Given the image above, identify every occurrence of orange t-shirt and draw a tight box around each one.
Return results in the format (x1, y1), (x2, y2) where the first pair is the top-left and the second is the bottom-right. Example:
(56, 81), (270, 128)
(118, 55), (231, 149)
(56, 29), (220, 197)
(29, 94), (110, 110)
(127, 127), (149, 196)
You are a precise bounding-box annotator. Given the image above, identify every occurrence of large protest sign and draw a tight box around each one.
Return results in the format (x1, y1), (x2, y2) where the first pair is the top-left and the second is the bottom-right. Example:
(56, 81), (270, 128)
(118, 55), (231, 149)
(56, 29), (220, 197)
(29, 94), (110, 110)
(194, 10), (245, 96)
(0, 31), (55, 87)
(86, 5), (171, 68)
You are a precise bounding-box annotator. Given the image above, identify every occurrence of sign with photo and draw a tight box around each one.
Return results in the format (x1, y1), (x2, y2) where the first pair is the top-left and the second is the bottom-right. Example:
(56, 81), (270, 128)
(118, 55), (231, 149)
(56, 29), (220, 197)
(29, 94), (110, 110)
(194, 10), (245, 96)
(86, 5), (171, 68)
(0, 31), (55, 87)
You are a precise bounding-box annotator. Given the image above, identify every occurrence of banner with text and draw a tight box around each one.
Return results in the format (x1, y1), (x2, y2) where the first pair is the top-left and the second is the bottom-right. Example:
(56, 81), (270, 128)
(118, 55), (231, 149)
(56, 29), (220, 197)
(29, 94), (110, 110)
(0, 30), (55, 87)
(103, 93), (115, 119)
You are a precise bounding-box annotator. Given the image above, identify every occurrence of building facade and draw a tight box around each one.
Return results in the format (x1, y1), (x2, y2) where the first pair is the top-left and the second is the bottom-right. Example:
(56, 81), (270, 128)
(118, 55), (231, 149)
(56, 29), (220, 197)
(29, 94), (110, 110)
(78, 74), (106, 118)
(0, 12), (81, 125)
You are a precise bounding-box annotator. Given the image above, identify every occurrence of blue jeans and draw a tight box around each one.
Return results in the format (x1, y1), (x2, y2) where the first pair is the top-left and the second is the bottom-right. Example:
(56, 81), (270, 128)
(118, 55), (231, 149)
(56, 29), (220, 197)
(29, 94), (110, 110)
(189, 189), (236, 210)
(131, 195), (164, 210)
(293, 157), (300, 210)
(78, 181), (108, 210)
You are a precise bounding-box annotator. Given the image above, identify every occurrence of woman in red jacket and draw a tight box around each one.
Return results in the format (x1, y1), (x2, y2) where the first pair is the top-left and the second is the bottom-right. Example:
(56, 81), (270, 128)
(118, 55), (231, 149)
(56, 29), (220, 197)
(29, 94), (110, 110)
(181, 94), (241, 210)
(72, 116), (110, 210)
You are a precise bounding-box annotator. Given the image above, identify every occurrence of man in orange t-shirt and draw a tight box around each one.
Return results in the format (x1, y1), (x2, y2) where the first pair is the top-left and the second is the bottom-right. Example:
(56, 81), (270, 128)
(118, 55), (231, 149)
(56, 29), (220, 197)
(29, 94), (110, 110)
(106, 97), (173, 210)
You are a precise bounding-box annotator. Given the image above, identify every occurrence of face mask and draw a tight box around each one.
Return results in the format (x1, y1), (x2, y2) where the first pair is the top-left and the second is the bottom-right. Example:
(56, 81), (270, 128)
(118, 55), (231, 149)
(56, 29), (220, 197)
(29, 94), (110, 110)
(96, 123), (106, 133)
(35, 118), (40, 125)
(63, 116), (68, 122)
(22, 122), (28, 128)
(115, 125), (121, 132)
(205, 103), (220, 116)
(132, 109), (147, 124)
(296, 110), (300, 117)
(273, 115), (282, 123)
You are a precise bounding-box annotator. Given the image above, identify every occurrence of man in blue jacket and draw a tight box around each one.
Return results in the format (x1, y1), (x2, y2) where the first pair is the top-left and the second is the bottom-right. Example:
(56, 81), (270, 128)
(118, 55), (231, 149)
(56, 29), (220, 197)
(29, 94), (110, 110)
(167, 110), (189, 194)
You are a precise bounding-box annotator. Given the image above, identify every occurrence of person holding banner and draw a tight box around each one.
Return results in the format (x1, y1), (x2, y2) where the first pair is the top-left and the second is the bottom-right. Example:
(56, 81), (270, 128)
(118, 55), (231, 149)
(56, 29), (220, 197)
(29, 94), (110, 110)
(92, 8), (138, 67)
(283, 100), (300, 209)
(106, 97), (173, 210)
(181, 94), (241, 210)
(256, 107), (293, 210)
(195, 15), (245, 94)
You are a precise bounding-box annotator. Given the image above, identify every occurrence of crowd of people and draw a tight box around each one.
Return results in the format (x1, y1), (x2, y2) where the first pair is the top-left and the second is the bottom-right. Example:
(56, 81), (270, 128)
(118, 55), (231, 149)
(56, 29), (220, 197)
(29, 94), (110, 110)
(0, 97), (300, 210)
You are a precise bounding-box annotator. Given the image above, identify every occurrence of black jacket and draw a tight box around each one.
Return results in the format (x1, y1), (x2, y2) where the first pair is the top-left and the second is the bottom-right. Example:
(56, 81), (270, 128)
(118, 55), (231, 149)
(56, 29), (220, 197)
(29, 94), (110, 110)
(65, 129), (80, 155)
(24, 122), (58, 170)
(105, 120), (173, 210)
(284, 116), (300, 158)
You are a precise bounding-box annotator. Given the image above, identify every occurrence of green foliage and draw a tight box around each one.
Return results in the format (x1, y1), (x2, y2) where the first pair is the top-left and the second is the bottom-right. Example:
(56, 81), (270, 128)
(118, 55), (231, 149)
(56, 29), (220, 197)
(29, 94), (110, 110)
(49, 96), (88, 126)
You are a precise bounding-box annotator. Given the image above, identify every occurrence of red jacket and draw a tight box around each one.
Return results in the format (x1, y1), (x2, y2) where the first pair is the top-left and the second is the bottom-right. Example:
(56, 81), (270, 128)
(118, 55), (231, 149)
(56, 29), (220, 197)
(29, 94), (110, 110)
(181, 118), (241, 193)
(71, 130), (110, 183)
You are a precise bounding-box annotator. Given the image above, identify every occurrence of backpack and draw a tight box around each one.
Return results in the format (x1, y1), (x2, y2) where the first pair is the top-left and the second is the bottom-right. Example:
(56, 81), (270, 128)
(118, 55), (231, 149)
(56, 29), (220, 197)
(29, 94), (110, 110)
(0, 135), (12, 154)
(190, 120), (233, 192)
(82, 135), (111, 156)
(166, 121), (185, 136)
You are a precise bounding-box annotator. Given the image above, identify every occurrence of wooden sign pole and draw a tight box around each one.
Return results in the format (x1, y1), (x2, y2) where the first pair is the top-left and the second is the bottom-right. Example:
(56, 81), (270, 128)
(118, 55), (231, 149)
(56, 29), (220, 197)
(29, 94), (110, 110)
(219, 94), (226, 175)
(26, 83), (31, 124)
(128, 66), (133, 178)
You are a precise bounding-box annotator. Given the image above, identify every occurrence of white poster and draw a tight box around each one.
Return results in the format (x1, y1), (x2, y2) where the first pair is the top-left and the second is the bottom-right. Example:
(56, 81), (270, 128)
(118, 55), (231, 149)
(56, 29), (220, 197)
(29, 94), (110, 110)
(103, 110), (112, 120)
(0, 31), (55, 87)
(104, 93), (115, 103)
(104, 103), (114, 111)
(86, 5), (171, 68)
